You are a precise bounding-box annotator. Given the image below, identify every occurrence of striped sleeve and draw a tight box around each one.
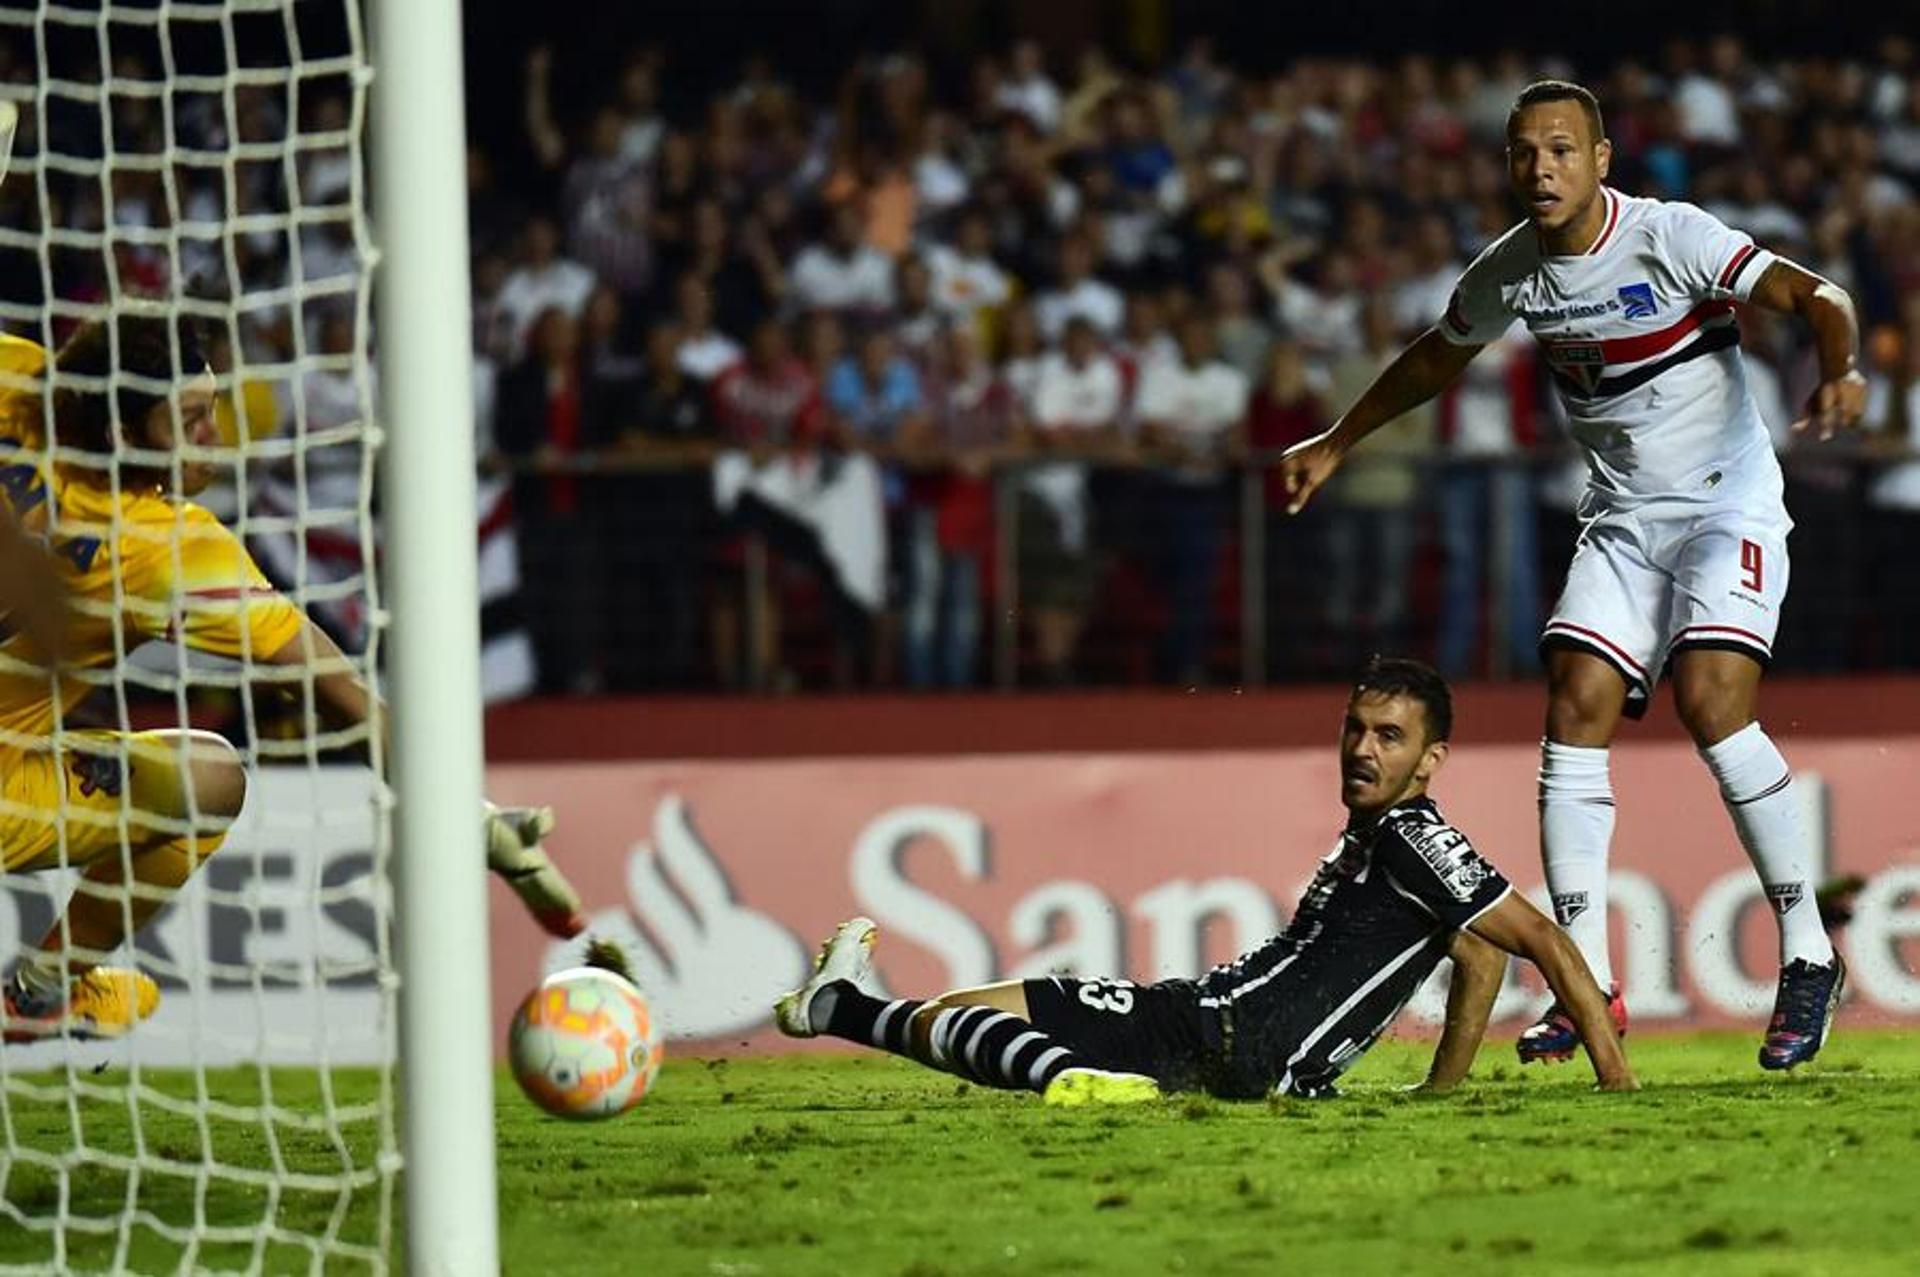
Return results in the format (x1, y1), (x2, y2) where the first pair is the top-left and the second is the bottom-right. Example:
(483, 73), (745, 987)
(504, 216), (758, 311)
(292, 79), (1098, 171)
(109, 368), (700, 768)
(1661, 201), (1778, 304)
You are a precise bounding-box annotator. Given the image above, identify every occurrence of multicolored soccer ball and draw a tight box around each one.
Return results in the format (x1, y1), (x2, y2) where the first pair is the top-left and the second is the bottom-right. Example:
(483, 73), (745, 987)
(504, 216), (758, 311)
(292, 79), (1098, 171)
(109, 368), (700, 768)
(509, 965), (664, 1119)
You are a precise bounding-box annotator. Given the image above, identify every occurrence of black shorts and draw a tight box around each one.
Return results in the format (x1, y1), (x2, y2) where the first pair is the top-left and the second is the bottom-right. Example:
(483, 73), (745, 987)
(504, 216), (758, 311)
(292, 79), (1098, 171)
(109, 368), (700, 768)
(1022, 976), (1229, 1094)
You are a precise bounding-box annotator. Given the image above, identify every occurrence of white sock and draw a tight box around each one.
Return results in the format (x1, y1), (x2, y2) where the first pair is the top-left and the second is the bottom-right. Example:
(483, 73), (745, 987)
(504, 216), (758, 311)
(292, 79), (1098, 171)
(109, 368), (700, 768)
(1539, 740), (1615, 989)
(1699, 723), (1834, 968)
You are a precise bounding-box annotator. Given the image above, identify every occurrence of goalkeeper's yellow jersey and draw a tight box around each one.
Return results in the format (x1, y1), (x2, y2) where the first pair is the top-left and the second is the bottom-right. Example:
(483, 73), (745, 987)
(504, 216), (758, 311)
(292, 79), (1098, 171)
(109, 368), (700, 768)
(0, 333), (303, 741)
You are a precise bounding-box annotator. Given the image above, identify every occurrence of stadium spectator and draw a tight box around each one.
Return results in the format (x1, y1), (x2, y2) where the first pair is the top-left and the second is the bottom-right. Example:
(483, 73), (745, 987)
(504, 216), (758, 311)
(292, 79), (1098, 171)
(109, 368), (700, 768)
(889, 256), (945, 366)
(664, 196), (784, 338)
(996, 40), (1063, 134)
(925, 204), (1014, 333)
(671, 273), (743, 384)
(494, 306), (605, 693)
(1034, 232), (1125, 340)
(1321, 296), (1435, 658)
(1248, 341), (1333, 678)
(789, 202), (897, 316)
(1207, 262), (1272, 383)
(999, 299), (1047, 420)
(908, 326), (1021, 687)
(560, 106), (654, 298)
(605, 321), (720, 688)
(496, 215), (596, 363)
(1865, 310), (1920, 668)
(827, 328), (928, 451)
(1024, 316), (1124, 683)
(1433, 327), (1543, 678)
(1135, 315), (1250, 684)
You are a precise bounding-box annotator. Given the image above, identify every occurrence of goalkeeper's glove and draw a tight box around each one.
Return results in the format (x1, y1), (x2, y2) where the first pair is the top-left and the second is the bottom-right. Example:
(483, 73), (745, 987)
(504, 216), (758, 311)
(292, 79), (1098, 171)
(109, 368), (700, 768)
(484, 802), (587, 938)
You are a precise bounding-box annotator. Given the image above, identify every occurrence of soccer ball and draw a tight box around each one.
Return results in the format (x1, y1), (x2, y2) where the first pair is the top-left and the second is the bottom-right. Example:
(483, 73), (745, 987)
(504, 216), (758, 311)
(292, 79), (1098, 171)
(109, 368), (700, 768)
(509, 965), (664, 1120)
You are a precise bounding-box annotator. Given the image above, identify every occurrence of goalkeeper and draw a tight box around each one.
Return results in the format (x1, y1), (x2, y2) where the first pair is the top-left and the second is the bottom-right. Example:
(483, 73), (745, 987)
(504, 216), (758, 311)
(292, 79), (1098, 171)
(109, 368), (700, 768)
(777, 658), (1637, 1101)
(0, 314), (584, 1042)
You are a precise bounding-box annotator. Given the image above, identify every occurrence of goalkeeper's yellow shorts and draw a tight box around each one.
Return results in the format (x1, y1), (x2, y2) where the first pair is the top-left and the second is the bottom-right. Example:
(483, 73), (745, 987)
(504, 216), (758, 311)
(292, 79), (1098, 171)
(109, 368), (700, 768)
(1, 730), (164, 872)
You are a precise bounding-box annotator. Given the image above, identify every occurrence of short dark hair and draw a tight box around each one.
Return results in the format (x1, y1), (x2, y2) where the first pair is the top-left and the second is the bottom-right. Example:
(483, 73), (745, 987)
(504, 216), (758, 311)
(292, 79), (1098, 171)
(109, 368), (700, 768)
(1351, 655), (1453, 744)
(51, 311), (205, 473)
(1509, 79), (1606, 146)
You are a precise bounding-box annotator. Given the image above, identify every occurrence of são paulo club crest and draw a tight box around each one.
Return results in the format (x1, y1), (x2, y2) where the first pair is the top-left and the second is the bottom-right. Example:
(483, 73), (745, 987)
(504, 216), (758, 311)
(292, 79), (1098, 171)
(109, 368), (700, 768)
(1545, 341), (1607, 395)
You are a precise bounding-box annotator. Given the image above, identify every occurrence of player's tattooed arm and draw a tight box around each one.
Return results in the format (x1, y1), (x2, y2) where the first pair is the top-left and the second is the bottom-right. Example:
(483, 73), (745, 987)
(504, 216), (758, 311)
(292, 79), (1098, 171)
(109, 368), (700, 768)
(1746, 259), (1866, 441)
(1275, 328), (1482, 514)
(1468, 892), (1639, 1092)
(1413, 928), (1508, 1095)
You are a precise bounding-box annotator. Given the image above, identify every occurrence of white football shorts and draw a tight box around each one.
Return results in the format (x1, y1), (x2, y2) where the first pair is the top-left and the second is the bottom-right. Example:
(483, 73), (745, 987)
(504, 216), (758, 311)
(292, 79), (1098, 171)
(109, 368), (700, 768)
(1541, 503), (1791, 717)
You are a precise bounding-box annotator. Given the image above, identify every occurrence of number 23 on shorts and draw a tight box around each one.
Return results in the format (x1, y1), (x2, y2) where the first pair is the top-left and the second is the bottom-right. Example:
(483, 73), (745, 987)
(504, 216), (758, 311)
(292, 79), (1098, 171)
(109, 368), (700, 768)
(1077, 979), (1135, 1014)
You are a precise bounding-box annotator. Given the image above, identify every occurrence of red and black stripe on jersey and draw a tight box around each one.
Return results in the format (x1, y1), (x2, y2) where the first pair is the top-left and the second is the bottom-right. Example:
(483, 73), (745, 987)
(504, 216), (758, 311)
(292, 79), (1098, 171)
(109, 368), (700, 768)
(1545, 298), (1741, 400)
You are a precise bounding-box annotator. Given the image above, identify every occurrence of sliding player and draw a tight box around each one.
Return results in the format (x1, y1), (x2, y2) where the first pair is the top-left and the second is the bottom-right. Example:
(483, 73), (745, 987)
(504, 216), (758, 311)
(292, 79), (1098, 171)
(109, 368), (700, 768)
(775, 658), (1635, 1102)
(1276, 81), (1860, 1070)
(0, 313), (584, 1040)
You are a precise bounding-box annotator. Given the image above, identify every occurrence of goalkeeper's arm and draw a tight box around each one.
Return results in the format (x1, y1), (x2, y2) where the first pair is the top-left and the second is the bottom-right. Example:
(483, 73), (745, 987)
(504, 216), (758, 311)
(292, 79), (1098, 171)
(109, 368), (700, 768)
(259, 614), (587, 937)
(0, 505), (68, 659)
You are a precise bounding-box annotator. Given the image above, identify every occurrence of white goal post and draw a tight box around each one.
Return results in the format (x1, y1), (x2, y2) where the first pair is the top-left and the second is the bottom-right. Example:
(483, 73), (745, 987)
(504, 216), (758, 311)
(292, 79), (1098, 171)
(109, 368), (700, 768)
(370, 0), (500, 1272)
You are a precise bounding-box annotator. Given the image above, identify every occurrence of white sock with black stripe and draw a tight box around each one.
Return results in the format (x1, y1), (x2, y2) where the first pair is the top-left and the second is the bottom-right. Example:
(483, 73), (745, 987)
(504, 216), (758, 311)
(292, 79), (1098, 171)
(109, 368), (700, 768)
(1539, 740), (1616, 989)
(1699, 723), (1834, 968)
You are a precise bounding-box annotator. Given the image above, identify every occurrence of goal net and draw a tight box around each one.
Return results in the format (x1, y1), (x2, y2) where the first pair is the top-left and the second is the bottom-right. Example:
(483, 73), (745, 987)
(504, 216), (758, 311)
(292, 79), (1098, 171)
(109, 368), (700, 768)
(0, 3), (405, 1271)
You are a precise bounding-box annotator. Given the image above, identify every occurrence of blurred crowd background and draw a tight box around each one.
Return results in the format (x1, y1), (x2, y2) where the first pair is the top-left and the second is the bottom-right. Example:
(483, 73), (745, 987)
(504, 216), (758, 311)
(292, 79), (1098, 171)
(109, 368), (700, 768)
(4, 3), (1919, 701)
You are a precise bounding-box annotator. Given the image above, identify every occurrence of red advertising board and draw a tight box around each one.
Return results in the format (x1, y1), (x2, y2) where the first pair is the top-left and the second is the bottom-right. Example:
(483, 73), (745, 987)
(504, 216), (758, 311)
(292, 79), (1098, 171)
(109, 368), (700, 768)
(484, 735), (1920, 1053)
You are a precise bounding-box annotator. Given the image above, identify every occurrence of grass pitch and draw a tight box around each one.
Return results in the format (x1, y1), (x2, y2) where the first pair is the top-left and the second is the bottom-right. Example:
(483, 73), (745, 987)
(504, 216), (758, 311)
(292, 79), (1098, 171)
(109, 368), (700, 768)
(3, 1031), (1918, 1275)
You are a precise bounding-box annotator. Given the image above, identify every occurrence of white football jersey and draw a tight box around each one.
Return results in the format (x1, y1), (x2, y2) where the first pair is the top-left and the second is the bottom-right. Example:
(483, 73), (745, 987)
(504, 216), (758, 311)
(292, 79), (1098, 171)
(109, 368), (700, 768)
(1440, 188), (1782, 518)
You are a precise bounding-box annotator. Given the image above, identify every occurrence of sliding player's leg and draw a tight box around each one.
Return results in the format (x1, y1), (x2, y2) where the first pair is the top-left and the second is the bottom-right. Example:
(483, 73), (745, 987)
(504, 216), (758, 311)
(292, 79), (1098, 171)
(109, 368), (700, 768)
(775, 919), (1161, 1104)
(3, 729), (242, 1040)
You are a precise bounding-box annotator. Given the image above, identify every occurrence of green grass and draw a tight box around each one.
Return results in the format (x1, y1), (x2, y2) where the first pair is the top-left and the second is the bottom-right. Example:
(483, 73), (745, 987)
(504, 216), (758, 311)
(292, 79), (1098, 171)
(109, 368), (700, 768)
(4, 1032), (1919, 1275)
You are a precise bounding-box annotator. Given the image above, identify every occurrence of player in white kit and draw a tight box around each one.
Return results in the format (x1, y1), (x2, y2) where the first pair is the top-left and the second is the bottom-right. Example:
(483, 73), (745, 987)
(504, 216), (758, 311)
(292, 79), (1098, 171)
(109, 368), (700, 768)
(1277, 80), (1864, 1072)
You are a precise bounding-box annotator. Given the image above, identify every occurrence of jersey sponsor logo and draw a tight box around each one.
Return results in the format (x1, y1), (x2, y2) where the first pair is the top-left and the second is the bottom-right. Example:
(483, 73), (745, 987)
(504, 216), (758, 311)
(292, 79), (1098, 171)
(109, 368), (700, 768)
(1617, 282), (1657, 319)
(1552, 891), (1590, 925)
(1520, 298), (1620, 323)
(1766, 883), (1804, 916)
(1544, 341), (1606, 395)
(1396, 817), (1496, 902)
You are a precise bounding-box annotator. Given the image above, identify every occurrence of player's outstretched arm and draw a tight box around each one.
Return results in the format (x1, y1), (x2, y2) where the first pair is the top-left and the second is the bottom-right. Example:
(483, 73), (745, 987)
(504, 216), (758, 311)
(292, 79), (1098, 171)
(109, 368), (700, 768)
(1746, 259), (1866, 441)
(1468, 892), (1638, 1091)
(258, 615), (586, 937)
(1414, 928), (1508, 1094)
(1275, 327), (1482, 513)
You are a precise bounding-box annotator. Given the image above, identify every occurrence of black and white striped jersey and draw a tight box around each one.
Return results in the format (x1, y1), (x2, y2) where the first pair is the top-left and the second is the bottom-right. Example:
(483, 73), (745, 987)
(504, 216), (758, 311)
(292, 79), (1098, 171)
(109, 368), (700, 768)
(1197, 796), (1511, 1097)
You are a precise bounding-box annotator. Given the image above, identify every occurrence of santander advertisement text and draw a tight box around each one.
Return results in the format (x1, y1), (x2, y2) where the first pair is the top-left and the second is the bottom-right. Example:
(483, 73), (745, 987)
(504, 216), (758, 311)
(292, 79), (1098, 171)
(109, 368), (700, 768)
(485, 739), (1920, 1051)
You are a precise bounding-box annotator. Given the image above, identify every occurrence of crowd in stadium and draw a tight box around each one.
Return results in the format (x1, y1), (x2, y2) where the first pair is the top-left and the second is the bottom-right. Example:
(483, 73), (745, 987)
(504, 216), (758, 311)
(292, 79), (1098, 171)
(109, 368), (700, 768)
(6, 29), (1920, 696)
